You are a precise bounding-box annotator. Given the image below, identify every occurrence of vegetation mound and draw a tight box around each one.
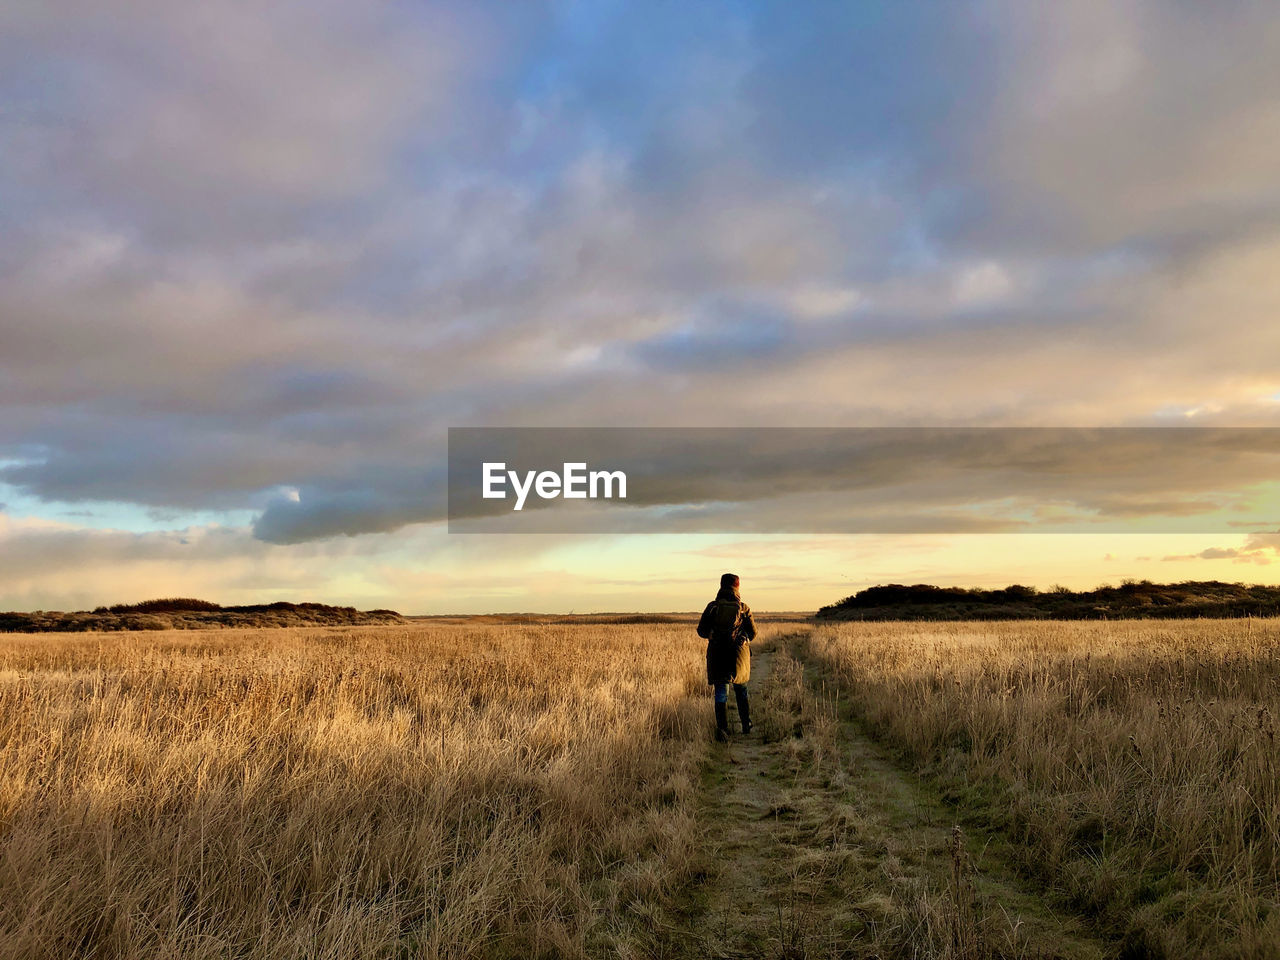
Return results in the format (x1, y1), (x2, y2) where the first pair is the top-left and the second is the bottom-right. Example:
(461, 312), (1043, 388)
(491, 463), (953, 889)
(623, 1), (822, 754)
(0, 599), (404, 632)
(815, 579), (1280, 621)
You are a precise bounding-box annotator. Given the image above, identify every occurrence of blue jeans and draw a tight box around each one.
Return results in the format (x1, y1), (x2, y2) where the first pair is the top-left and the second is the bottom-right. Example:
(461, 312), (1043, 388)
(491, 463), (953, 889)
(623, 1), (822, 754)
(713, 682), (748, 704)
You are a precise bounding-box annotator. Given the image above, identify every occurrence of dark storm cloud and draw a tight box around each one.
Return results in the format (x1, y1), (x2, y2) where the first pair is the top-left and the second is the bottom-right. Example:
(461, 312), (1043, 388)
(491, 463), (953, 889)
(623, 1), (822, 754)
(3, 2), (1280, 545)
(253, 490), (424, 545)
(251, 464), (449, 545)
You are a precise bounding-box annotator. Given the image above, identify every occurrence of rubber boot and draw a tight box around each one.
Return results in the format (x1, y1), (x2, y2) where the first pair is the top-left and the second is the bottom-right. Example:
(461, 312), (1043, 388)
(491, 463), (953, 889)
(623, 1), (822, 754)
(714, 702), (731, 742)
(734, 686), (752, 735)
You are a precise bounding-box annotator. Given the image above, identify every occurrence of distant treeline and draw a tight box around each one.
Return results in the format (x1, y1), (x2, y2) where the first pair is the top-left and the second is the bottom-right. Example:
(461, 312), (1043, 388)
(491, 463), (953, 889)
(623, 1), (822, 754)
(0, 598), (404, 633)
(814, 580), (1280, 621)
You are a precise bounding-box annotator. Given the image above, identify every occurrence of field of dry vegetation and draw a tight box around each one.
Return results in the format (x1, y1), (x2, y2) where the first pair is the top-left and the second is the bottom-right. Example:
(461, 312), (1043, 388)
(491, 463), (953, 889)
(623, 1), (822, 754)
(807, 619), (1280, 959)
(3, 618), (1279, 959)
(0, 624), (708, 959)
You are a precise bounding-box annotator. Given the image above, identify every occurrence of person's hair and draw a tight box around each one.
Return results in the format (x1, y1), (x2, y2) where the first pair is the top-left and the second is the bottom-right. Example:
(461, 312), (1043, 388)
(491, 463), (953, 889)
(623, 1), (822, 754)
(720, 572), (739, 588)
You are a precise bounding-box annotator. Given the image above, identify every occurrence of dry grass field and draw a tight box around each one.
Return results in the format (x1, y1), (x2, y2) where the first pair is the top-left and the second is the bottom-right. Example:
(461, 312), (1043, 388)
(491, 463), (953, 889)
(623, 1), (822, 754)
(0, 624), (709, 959)
(807, 620), (1280, 959)
(2, 619), (1279, 959)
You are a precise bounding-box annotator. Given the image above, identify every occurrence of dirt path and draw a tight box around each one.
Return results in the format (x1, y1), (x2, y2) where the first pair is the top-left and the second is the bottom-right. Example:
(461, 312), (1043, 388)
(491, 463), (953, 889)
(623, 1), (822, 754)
(661, 630), (1114, 960)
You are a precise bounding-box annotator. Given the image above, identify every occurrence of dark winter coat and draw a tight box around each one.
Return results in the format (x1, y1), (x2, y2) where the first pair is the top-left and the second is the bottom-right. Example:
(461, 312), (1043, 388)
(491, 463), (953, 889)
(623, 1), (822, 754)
(696, 584), (756, 685)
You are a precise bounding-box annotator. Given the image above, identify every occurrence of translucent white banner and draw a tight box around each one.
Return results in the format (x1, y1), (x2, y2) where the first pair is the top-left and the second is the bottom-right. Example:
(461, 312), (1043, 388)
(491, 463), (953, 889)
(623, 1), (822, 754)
(447, 427), (1280, 534)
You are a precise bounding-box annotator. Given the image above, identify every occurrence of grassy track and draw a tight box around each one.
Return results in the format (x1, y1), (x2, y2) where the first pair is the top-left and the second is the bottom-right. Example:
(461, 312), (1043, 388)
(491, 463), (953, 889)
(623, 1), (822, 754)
(664, 632), (1112, 959)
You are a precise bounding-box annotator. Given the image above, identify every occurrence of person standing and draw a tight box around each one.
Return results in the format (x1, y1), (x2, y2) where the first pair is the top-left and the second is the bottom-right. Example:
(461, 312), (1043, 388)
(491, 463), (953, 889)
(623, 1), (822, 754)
(696, 572), (756, 742)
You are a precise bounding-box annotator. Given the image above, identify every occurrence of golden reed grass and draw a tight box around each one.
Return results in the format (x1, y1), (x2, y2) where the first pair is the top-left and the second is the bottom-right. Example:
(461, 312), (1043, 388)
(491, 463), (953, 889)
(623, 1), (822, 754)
(0, 624), (707, 959)
(808, 619), (1280, 959)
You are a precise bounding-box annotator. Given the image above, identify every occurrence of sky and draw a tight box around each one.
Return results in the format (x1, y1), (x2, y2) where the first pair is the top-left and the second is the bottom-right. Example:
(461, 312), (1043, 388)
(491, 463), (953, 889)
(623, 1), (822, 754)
(3, 0), (1280, 613)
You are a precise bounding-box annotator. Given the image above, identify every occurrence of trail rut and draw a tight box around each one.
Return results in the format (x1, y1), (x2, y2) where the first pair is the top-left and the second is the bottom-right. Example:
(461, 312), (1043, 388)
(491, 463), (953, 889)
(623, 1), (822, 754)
(659, 631), (1115, 960)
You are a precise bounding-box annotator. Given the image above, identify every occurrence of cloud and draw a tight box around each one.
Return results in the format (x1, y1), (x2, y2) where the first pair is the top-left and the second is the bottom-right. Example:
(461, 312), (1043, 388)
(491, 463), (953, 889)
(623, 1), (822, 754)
(1197, 548), (1241, 560)
(1, 1), (473, 241)
(252, 487), (437, 545)
(2, 0), (1280, 563)
(1162, 531), (1280, 564)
